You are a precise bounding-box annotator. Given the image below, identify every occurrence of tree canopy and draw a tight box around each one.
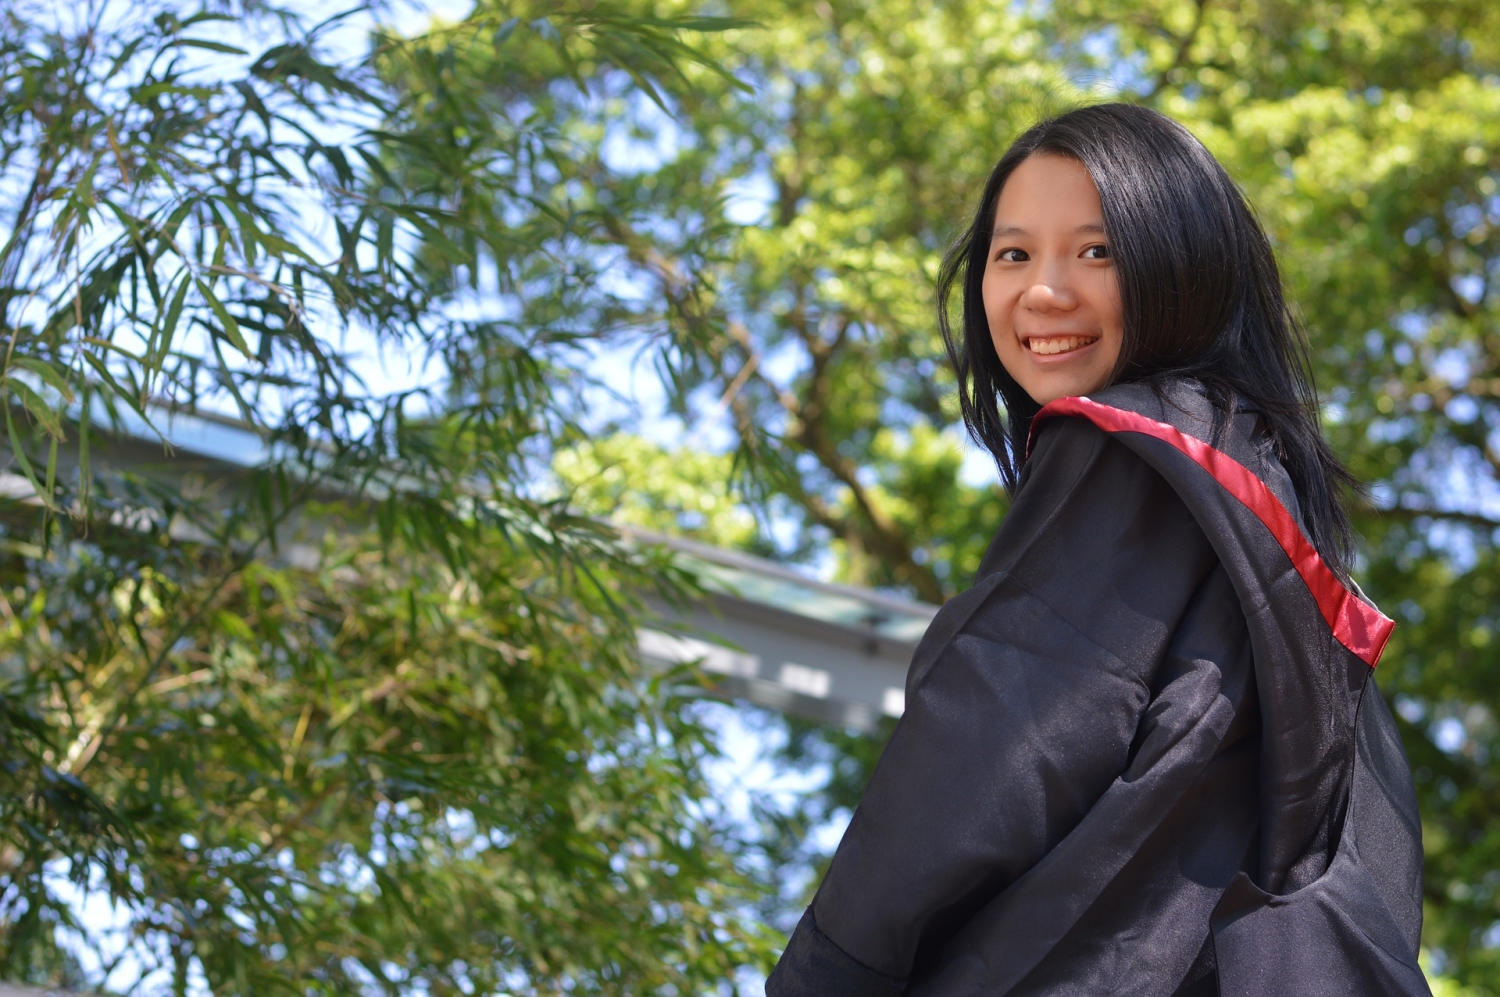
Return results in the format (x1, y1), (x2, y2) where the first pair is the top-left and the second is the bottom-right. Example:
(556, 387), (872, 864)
(0, 0), (768, 991)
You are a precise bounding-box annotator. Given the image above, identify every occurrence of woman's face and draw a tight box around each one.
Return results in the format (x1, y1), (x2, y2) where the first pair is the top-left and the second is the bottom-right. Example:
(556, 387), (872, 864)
(982, 153), (1124, 405)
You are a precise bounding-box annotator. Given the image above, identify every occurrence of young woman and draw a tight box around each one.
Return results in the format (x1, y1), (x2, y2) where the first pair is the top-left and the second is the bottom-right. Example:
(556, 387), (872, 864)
(765, 104), (1427, 997)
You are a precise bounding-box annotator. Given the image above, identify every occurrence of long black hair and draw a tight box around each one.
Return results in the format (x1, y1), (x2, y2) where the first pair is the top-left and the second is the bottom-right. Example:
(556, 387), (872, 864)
(937, 103), (1359, 577)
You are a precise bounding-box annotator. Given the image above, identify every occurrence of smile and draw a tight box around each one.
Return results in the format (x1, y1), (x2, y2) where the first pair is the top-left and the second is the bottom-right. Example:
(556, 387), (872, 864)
(1025, 336), (1099, 356)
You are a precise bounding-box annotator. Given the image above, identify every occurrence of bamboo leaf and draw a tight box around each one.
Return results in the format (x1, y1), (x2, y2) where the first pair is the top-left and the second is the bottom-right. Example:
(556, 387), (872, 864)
(6, 380), (65, 439)
(11, 358), (75, 403)
(77, 383), (91, 513)
(173, 38), (248, 55)
(153, 272), (191, 372)
(195, 278), (253, 359)
(3, 408), (55, 512)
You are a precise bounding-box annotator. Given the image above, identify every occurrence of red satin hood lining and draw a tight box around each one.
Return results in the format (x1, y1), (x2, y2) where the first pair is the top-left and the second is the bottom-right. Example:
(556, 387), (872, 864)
(1030, 396), (1394, 668)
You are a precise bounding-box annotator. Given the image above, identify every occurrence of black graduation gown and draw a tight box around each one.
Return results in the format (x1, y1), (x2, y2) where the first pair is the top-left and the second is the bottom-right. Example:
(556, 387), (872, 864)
(766, 380), (1427, 997)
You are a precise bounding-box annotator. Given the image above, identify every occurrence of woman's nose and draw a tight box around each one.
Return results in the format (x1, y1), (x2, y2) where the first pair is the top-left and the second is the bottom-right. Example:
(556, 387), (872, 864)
(1020, 279), (1077, 312)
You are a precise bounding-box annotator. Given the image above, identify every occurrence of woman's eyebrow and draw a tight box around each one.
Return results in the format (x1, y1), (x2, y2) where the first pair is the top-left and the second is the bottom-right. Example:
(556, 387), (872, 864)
(991, 222), (1106, 239)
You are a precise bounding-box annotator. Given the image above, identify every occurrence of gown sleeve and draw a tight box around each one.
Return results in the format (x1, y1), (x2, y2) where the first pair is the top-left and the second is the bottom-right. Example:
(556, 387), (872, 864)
(765, 416), (1226, 996)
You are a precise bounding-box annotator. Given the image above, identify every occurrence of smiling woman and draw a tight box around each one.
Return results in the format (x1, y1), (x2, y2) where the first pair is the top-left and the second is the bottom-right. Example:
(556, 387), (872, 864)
(765, 104), (1428, 997)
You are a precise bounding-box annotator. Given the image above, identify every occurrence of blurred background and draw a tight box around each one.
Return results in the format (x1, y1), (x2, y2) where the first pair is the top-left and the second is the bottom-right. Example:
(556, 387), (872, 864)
(0, 0), (1496, 993)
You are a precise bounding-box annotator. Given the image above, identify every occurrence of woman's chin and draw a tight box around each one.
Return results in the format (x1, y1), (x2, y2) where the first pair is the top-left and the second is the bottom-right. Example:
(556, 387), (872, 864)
(1017, 369), (1114, 406)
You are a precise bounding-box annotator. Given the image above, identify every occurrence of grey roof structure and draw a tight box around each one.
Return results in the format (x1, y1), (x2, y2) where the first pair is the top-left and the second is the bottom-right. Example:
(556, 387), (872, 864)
(13, 405), (935, 731)
(631, 530), (934, 730)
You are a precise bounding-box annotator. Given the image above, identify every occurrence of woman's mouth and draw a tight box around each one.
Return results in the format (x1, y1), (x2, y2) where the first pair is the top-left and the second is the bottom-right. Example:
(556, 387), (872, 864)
(1025, 335), (1099, 356)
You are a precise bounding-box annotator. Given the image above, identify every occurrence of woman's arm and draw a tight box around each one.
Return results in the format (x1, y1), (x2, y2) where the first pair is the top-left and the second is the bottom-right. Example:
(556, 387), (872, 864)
(767, 417), (1223, 995)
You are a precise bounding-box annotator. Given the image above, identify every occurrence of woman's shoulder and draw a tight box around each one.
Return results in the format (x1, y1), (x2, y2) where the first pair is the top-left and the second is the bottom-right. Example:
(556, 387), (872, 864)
(1029, 380), (1284, 492)
(1011, 374), (1323, 554)
(1062, 379), (1302, 520)
(1019, 378), (1216, 490)
(982, 392), (1214, 582)
(1048, 378), (1221, 441)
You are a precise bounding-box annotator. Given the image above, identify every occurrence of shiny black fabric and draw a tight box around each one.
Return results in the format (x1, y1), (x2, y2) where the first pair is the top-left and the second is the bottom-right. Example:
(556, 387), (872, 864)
(766, 381), (1426, 997)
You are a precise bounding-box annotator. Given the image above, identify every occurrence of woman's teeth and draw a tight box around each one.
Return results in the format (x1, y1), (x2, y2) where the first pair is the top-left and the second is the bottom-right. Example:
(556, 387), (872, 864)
(1027, 336), (1097, 356)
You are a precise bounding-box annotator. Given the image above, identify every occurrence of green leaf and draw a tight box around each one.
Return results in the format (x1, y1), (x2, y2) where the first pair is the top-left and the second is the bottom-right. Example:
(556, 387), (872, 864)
(10, 358), (75, 403)
(492, 17), (520, 49)
(152, 272), (191, 371)
(6, 379), (65, 439)
(172, 38), (248, 55)
(76, 383), (91, 513)
(3, 407), (54, 512)
(194, 278), (253, 359)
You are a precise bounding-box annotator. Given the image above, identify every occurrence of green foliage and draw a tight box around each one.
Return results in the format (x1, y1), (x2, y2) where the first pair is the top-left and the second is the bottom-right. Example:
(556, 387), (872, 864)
(554, 435), (762, 551)
(0, 505), (759, 993)
(0, 0), (771, 992)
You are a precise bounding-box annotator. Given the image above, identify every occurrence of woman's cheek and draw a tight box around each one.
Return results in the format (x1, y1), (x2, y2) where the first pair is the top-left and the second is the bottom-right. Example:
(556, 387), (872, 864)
(981, 281), (1012, 342)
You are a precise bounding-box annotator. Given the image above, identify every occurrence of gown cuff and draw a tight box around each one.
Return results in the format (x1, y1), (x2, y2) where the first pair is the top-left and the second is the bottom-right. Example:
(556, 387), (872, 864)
(765, 906), (906, 997)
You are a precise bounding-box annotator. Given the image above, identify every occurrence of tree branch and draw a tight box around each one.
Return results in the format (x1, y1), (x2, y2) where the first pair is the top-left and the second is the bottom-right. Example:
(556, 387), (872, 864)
(781, 309), (946, 601)
(1142, 0), (1210, 100)
(599, 213), (949, 600)
(1363, 502), (1500, 532)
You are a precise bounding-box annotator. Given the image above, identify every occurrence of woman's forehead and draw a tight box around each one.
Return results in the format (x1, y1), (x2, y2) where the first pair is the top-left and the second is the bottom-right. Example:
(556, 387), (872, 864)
(993, 155), (1104, 231)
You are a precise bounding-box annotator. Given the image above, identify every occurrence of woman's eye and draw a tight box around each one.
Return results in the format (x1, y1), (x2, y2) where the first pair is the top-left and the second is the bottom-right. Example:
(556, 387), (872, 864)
(1082, 244), (1110, 260)
(996, 248), (1029, 263)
